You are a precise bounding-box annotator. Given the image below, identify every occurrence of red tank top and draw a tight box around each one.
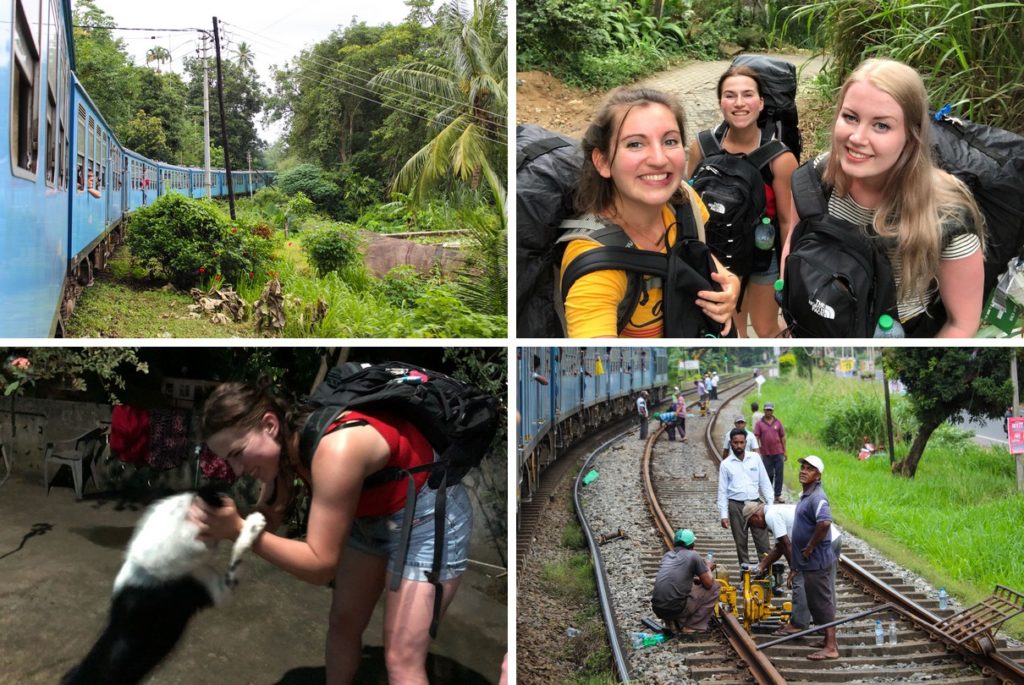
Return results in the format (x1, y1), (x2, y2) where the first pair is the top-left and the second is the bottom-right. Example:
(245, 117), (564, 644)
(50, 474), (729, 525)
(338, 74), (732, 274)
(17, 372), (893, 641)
(321, 408), (435, 517)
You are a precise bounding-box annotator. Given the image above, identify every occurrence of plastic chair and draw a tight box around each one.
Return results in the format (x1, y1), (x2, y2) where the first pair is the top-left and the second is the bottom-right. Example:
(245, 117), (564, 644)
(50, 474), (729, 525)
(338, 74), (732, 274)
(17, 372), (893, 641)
(0, 441), (10, 488)
(43, 426), (108, 500)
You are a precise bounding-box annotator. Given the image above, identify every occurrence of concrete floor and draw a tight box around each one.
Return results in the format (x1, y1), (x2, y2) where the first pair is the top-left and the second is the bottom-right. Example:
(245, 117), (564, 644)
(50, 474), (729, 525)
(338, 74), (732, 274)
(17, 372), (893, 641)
(0, 474), (506, 685)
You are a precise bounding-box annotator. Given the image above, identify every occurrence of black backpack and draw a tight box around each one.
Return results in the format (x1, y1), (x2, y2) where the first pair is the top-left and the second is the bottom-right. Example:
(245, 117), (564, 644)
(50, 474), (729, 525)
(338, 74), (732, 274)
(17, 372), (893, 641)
(299, 361), (499, 637)
(779, 155), (898, 337)
(516, 124), (581, 337)
(731, 54), (802, 161)
(690, 127), (788, 277)
(557, 204), (728, 338)
(931, 110), (1024, 295)
(517, 124), (727, 338)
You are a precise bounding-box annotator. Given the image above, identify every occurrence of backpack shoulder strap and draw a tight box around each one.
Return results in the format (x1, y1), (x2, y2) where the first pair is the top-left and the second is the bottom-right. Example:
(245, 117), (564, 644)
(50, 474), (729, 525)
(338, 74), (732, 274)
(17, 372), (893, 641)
(746, 139), (788, 171)
(697, 128), (722, 158)
(558, 215), (634, 246)
(791, 155), (830, 221)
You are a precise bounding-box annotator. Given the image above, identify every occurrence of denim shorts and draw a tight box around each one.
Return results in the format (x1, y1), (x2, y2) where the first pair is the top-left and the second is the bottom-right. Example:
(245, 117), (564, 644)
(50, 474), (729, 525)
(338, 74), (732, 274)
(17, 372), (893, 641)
(346, 483), (473, 582)
(748, 249), (780, 285)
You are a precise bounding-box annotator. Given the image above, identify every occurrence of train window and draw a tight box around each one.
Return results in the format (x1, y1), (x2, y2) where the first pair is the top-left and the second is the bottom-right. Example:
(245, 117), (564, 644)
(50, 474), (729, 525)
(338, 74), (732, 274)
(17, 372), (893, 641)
(76, 105), (85, 190)
(43, 0), (57, 187)
(11, 0), (42, 180)
(59, 53), (69, 190)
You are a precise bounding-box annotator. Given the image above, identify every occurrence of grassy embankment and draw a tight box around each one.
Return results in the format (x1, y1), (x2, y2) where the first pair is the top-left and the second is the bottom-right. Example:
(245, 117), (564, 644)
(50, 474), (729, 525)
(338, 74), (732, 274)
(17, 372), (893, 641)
(750, 373), (1024, 639)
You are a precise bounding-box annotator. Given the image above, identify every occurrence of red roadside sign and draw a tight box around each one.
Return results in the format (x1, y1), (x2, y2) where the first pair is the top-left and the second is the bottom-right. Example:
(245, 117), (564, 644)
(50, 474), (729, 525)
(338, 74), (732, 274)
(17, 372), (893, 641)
(1009, 417), (1024, 455)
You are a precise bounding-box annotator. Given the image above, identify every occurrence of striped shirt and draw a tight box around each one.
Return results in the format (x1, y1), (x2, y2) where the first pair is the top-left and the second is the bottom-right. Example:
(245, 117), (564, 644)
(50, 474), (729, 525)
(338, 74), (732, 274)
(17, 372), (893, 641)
(827, 194), (981, 321)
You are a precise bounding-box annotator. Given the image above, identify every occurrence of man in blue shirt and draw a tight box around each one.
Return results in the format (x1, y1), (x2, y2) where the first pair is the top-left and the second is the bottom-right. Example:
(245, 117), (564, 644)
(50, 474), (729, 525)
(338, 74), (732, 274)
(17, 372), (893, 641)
(790, 455), (840, 661)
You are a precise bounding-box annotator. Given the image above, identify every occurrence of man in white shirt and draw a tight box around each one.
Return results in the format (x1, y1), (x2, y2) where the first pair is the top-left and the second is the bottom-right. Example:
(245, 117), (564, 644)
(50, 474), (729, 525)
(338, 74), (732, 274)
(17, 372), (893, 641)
(636, 391), (649, 440)
(717, 429), (773, 566)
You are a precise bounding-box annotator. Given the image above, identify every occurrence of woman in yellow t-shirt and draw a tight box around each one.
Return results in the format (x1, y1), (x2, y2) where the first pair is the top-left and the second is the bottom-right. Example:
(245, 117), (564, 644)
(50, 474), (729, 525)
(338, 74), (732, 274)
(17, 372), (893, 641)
(560, 87), (740, 338)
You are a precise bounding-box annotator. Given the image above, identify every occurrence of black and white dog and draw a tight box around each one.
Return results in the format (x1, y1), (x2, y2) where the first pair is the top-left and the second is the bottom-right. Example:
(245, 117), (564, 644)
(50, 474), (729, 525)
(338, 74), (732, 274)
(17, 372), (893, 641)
(62, 488), (266, 685)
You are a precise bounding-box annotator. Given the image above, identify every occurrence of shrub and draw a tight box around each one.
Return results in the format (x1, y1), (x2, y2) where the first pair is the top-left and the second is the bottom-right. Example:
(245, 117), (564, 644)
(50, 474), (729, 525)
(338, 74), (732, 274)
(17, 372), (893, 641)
(252, 186), (286, 210)
(126, 194), (271, 290)
(818, 392), (886, 450)
(778, 352), (797, 375)
(300, 223), (362, 276)
(375, 265), (427, 308)
(276, 164), (342, 215)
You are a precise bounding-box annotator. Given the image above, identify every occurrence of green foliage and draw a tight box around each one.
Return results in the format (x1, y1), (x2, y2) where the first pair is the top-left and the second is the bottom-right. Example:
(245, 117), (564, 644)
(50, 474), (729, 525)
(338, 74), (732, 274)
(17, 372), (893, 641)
(784, 0), (1024, 133)
(397, 287), (506, 338)
(285, 192), (316, 219)
(777, 352), (797, 375)
(122, 110), (171, 162)
(374, 265), (427, 308)
(126, 193), (272, 289)
(276, 164), (343, 216)
(300, 223), (362, 276)
(454, 204), (506, 317)
(817, 391), (888, 450)
(541, 552), (595, 599)
(0, 348), (148, 403)
(72, 1), (140, 132)
(561, 524), (585, 549)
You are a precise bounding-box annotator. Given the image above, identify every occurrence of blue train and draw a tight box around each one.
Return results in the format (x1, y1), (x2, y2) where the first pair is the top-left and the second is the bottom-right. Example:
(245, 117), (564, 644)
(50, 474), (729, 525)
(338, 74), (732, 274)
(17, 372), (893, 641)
(1, 0), (274, 337)
(517, 347), (670, 509)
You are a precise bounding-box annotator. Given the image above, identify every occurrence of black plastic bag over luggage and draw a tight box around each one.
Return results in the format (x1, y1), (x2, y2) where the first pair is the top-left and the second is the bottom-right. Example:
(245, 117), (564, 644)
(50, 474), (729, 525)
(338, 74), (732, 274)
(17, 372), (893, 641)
(930, 112), (1024, 294)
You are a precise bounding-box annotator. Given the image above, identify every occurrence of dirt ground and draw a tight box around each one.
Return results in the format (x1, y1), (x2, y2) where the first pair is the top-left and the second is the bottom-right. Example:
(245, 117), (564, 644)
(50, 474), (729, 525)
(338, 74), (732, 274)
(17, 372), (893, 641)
(515, 71), (604, 139)
(0, 474), (506, 685)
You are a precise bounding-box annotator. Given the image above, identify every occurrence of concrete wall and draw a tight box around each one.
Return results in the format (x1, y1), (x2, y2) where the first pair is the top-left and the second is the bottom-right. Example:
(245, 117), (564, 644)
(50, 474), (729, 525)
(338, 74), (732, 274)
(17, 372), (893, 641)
(0, 397), (111, 476)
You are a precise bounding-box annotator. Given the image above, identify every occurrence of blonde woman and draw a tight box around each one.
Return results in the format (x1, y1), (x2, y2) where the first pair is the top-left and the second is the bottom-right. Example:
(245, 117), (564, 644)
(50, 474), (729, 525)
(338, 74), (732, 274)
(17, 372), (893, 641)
(782, 58), (985, 337)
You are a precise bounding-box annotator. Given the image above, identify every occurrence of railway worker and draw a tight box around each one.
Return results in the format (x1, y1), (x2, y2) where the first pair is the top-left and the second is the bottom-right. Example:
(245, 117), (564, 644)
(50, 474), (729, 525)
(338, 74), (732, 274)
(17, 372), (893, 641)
(721, 415), (758, 461)
(717, 428), (773, 566)
(744, 500), (843, 638)
(710, 370), (720, 400)
(754, 402), (786, 504)
(656, 410), (683, 441)
(651, 529), (721, 635)
(789, 455), (840, 661)
(637, 390), (650, 440)
(751, 401), (764, 427)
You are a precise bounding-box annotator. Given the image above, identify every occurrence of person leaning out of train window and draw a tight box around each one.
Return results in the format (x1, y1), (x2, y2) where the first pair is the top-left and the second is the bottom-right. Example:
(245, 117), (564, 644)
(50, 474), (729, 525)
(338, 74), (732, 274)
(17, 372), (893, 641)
(559, 87), (740, 338)
(86, 170), (102, 199)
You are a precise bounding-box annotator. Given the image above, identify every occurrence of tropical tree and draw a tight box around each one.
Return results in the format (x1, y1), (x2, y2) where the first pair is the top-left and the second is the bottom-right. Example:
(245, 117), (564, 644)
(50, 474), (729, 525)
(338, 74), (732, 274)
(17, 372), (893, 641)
(146, 46), (172, 73)
(235, 42), (254, 73)
(72, 0), (140, 131)
(369, 0), (507, 209)
(882, 348), (1013, 477)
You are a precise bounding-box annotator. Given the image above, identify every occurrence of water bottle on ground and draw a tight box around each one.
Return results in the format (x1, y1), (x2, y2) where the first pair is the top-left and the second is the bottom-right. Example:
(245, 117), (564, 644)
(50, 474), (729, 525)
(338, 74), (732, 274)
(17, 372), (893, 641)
(874, 313), (905, 338)
(889, 619), (898, 645)
(706, 552), (714, 567)
(566, 626), (581, 638)
(643, 632), (666, 647)
(754, 217), (775, 251)
(630, 631), (646, 649)
(774, 279), (785, 307)
(939, 587), (948, 610)
(874, 619), (884, 646)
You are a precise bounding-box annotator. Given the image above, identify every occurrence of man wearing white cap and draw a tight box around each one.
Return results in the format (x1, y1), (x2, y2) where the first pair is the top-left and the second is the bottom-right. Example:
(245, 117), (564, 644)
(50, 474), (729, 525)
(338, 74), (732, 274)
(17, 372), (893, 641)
(651, 529), (721, 634)
(790, 455), (840, 661)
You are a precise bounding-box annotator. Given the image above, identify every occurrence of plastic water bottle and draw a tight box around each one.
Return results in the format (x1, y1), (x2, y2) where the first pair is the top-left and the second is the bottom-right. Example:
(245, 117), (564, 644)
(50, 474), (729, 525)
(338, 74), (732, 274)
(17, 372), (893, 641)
(630, 631), (646, 649)
(566, 626), (581, 638)
(939, 587), (948, 610)
(706, 552), (714, 566)
(873, 314), (905, 338)
(889, 619), (898, 645)
(874, 619), (884, 646)
(643, 632), (666, 647)
(774, 279), (785, 307)
(754, 217), (775, 250)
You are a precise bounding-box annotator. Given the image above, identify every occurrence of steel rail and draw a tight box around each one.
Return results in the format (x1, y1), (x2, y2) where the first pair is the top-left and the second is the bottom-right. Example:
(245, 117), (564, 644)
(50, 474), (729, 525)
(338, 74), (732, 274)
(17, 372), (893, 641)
(840, 555), (1024, 685)
(574, 430), (636, 683)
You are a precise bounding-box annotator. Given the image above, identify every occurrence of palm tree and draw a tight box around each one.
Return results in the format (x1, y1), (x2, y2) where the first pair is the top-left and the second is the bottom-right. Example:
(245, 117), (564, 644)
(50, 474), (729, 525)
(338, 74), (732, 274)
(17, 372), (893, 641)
(369, 0), (507, 211)
(145, 46), (171, 73)
(235, 42), (254, 73)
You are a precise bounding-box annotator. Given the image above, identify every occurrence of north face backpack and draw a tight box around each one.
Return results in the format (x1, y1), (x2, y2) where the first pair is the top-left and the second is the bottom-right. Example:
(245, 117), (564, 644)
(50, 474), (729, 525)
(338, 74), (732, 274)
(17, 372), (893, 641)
(690, 128), (787, 278)
(930, 110), (1024, 295)
(299, 361), (499, 637)
(779, 155), (898, 337)
(557, 203), (728, 338)
(731, 54), (802, 161)
(516, 124), (582, 337)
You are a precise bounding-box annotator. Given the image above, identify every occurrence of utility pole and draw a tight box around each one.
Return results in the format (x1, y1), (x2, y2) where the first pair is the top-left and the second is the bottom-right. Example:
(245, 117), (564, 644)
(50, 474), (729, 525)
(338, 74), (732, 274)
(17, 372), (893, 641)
(247, 150), (253, 199)
(212, 17), (236, 219)
(201, 33), (212, 199)
(883, 364), (895, 467)
(1012, 350), (1023, 491)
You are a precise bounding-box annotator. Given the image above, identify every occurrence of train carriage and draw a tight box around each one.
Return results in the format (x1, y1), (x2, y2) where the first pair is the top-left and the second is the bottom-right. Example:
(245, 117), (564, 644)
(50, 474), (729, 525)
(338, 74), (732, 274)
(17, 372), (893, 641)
(518, 347), (670, 511)
(2, 0), (276, 336)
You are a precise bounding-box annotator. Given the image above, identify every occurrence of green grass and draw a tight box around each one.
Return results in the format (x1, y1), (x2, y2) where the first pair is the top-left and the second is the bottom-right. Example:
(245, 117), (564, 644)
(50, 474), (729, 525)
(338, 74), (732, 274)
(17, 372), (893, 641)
(752, 374), (1024, 638)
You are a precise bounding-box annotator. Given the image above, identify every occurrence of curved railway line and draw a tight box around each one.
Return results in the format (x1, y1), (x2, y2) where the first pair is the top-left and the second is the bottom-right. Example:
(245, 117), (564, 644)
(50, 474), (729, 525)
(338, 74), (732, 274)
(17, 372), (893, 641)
(563, 379), (1024, 684)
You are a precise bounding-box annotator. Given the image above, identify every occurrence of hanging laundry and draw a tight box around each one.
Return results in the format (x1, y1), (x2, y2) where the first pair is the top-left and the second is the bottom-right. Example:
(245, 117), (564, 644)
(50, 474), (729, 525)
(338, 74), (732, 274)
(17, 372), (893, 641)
(109, 405), (150, 465)
(148, 409), (190, 470)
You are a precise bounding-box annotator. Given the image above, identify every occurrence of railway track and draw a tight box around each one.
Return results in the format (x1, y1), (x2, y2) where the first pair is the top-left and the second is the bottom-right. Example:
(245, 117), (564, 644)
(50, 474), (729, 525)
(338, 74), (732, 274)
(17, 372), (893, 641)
(573, 379), (1024, 683)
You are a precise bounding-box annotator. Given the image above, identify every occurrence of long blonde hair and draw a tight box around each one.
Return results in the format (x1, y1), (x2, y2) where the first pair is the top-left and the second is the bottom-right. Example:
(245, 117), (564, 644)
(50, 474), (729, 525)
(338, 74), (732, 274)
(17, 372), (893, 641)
(824, 58), (984, 304)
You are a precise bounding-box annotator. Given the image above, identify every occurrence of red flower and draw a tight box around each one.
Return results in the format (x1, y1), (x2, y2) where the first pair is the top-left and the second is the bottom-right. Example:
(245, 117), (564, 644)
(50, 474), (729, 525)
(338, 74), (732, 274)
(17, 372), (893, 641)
(10, 357), (30, 369)
(231, 227), (238, 234)
(249, 271), (255, 279)
(199, 267), (206, 274)
(287, 241), (293, 246)
(215, 274), (223, 281)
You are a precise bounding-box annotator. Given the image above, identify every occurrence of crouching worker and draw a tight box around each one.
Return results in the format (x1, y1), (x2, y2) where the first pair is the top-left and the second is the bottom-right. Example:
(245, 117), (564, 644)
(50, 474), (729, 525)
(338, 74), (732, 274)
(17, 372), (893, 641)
(651, 529), (720, 634)
(655, 410), (684, 441)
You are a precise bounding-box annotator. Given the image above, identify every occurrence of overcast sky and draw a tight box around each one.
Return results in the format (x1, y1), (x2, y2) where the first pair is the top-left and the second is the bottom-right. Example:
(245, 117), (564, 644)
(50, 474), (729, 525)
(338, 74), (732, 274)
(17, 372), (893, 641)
(82, 0), (426, 142)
